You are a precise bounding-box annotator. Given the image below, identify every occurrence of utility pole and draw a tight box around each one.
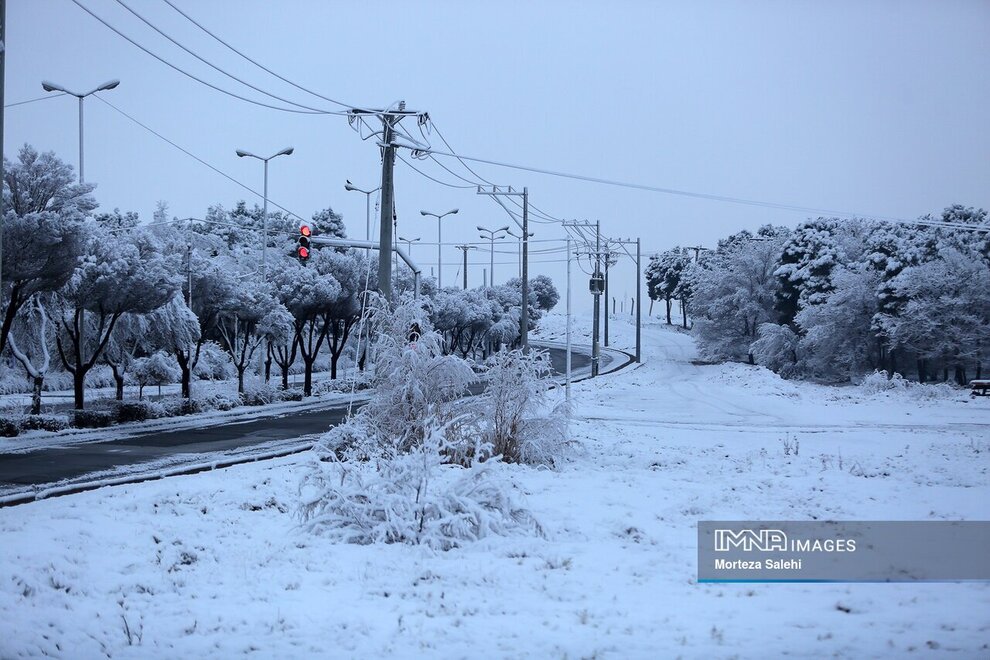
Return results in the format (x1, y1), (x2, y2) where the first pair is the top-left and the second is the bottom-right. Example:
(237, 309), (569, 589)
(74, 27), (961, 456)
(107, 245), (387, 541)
(593, 220), (601, 375)
(455, 244), (475, 289)
(477, 185), (530, 352)
(378, 111), (397, 299)
(349, 102), (427, 301)
(603, 253), (609, 348)
(566, 237), (572, 402)
(636, 237), (641, 362)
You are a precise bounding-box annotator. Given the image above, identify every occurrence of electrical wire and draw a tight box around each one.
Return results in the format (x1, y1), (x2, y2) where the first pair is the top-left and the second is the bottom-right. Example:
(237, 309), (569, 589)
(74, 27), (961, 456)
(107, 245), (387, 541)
(160, 0), (371, 113)
(69, 0), (330, 115)
(94, 94), (305, 221)
(4, 93), (66, 108)
(396, 154), (474, 189)
(113, 0), (343, 115)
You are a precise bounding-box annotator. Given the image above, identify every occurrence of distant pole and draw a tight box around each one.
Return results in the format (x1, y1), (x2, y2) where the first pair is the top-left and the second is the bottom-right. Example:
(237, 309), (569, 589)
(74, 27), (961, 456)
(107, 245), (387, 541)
(521, 187), (530, 352)
(455, 244), (474, 289)
(604, 255), (609, 347)
(262, 158), (268, 276)
(566, 237), (572, 402)
(636, 237), (642, 363)
(592, 220), (601, 377)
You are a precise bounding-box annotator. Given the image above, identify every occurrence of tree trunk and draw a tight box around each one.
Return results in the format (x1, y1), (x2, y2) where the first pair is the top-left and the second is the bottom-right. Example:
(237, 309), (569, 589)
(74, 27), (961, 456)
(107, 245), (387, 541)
(114, 369), (125, 401)
(681, 300), (688, 329)
(303, 359), (314, 397)
(917, 359), (925, 384)
(138, 385), (144, 401)
(281, 366), (290, 390)
(237, 367), (246, 394)
(665, 298), (672, 325)
(30, 376), (44, 416)
(331, 353), (339, 380)
(264, 343), (273, 383)
(181, 364), (191, 399)
(73, 370), (86, 410)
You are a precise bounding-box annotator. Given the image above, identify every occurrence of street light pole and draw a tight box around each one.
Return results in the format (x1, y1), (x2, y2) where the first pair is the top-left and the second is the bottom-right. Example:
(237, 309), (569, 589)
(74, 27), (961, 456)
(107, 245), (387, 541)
(420, 208), (459, 288)
(478, 225), (510, 287)
(41, 78), (120, 183)
(236, 146), (294, 279)
(398, 236), (420, 258)
(345, 180), (380, 257)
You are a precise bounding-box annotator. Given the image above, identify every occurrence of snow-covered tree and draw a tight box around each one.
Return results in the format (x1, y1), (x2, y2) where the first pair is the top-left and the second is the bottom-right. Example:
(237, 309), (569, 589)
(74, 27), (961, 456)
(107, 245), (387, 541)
(214, 278), (282, 394)
(6, 295), (54, 414)
(1, 145), (95, 356)
(646, 247), (690, 325)
(144, 295), (202, 398)
(132, 351), (180, 400)
(529, 274), (560, 312)
(56, 223), (179, 409)
(690, 233), (787, 362)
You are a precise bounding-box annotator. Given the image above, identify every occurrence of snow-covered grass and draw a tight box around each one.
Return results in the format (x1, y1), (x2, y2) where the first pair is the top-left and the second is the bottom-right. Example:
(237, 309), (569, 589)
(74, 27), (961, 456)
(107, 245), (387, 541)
(0, 312), (987, 657)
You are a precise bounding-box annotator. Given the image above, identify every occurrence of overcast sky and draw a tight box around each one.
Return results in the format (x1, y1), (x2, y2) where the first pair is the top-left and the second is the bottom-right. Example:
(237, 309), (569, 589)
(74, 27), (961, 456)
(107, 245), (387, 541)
(6, 0), (989, 297)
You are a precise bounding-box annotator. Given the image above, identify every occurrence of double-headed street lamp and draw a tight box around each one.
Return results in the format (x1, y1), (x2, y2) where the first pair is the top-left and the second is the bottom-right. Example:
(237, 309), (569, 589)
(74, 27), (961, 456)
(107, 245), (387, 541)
(236, 146), (294, 278)
(398, 235), (420, 257)
(344, 180), (381, 255)
(478, 225), (510, 287)
(420, 208), (459, 288)
(41, 78), (120, 183)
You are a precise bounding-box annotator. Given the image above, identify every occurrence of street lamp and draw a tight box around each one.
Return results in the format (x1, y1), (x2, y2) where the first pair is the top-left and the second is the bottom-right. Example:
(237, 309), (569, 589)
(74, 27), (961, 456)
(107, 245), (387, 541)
(236, 146), (294, 279)
(506, 228), (533, 279)
(344, 180), (381, 256)
(420, 208), (459, 288)
(478, 225), (510, 287)
(40, 78), (120, 183)
(398, 235), (420, 257)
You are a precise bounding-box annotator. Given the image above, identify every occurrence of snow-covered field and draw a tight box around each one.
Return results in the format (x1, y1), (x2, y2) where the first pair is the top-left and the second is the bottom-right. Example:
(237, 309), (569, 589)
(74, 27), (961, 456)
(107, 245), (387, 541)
(1, 313), (987, 658)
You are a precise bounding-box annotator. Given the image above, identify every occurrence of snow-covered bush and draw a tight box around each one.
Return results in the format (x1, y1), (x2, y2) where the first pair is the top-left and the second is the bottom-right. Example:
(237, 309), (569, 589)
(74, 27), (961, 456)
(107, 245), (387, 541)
(131, 351), (180, 400)
(242, 381), (281, 406)
(298, 429), (541, 550)
(859, 370), (907, 394)
(191, 386), (242, 412)
(475, 348), (570, 466)
(18, 414), (70, 433)
(750, 323), (802, 378)
(113, 401), (166, 423)
(192, 341), (234, 381)
(298, 299), (542, 549)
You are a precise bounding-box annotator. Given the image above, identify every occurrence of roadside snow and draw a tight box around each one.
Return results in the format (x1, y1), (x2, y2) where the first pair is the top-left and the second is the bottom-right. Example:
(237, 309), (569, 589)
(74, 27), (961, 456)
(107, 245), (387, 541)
(0, 312), (987, 657)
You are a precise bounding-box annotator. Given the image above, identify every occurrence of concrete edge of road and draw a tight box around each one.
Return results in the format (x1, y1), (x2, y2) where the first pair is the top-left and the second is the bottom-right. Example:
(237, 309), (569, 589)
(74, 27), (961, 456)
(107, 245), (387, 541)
(0, 345), (638, 509)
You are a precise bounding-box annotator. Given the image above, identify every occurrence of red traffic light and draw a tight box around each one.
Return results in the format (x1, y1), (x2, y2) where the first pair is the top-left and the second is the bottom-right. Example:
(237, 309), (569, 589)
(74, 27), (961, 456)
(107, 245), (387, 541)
(297, 246), (310, 260)
(300, 225), (311, 237)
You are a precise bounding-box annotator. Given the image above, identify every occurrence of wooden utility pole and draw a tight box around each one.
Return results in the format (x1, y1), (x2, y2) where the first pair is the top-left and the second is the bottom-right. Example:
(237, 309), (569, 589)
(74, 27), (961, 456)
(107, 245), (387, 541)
(377, 111), (398, 300)
(455, 244), (474, 289)
(0, 0), (6, 298)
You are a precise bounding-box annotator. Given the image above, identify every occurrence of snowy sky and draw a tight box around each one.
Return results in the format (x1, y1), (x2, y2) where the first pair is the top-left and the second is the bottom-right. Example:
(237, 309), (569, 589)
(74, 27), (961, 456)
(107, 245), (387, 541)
(5, 0), (989, 296)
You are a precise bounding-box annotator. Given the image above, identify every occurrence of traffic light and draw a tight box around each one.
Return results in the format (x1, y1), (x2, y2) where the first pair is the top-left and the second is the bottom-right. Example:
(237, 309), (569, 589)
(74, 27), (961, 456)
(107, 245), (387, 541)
(298, 225), (311, 260)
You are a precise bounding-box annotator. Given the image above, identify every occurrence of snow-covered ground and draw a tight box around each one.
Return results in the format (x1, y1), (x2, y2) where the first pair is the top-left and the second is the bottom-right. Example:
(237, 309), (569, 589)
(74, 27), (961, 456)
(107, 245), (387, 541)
(1, 312), (987, 658)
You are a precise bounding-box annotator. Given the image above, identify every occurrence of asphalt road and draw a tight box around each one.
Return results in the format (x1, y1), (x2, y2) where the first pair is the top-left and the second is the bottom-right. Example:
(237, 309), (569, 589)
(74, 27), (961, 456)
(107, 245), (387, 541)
(0, 345), (597, 488)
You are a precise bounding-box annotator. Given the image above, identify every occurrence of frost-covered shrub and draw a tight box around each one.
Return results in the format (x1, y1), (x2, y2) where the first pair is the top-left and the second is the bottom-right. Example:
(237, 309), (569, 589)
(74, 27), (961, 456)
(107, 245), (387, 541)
(242, 381), (281, 406)
(298, 299), (541, 549)
(192, 341), (234, 381)
(859, 370), (906, 394)
(314, 372), (374, 395)
(299, 431), (540, 550)
(113, 401), (166, 423)
(19, 414), (70, 432)
(475, 348), (570, 466)
(132, 351), (180, 400)
(0, 418), (20, 437)
(72, 410), (115, 429)
(192, 387), (242, 412)
(750, 323), (803, 378)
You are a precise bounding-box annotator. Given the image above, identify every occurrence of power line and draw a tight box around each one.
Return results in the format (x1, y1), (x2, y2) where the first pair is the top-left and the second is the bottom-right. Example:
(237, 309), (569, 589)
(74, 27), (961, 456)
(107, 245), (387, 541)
(4, 92), (66, 108)
(396, 154), (474, 189)
(160, 0), (368, 112)
(113, 0), (342, 115)
(425, 147), (920, 223)
(94, 94), (305, 221)
(69, 0), (329, 115)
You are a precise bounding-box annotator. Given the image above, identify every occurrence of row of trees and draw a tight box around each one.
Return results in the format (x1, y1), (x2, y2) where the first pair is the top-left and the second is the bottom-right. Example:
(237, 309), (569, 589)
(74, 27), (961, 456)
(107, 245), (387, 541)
(647, 205), (989, 383)
(1, 145), (559, 413)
